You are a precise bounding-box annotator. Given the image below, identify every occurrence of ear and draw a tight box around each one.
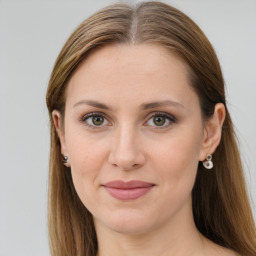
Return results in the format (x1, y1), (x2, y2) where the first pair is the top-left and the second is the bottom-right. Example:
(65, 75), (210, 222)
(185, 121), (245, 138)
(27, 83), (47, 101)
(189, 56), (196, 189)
(52, 110), (70, 166)
(199, 103), (226, 161)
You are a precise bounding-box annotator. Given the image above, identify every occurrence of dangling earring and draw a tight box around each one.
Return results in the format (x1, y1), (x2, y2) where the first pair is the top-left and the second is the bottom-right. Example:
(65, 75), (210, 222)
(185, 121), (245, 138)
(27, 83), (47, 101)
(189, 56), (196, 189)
(203, 154), (213, 169)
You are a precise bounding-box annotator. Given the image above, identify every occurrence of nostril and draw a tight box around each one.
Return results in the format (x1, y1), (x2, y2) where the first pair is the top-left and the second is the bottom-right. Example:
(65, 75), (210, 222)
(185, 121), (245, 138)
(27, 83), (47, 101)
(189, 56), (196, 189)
(109, 153), (145, 170)
(123, 163), (141, 171)
(108, 134), (146, 170)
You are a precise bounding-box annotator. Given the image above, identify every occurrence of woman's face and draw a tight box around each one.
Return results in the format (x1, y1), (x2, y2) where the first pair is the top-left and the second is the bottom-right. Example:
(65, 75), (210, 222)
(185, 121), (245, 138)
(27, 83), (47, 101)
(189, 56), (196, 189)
(54, 44), (208, 235)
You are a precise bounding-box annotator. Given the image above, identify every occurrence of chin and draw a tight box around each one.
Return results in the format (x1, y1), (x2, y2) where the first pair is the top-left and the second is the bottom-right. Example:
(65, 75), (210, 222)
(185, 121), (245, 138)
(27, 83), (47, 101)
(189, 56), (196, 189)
(108, 221), (153, 235)
(94, 208), (161, 236)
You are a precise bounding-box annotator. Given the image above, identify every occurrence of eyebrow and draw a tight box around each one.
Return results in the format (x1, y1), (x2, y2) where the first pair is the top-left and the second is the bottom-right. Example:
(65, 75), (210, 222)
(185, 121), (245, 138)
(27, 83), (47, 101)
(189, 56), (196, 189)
(140, 100), (185, 110)
(73, 99), (185, 110)
(73, 99), (111, 110)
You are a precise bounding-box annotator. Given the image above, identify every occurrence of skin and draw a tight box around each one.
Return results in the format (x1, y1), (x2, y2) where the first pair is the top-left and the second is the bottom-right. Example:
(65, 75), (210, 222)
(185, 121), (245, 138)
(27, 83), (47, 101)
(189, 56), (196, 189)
(53, 44), (237, 256)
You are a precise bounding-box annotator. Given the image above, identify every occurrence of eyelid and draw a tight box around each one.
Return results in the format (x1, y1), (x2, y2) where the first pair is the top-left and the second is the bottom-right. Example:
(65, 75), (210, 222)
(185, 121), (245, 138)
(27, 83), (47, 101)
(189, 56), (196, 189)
(79, 111), (176, 129)
(146, 111), (176, 121)
(80, 112), (110, 129)
(144, 111), (176, 128)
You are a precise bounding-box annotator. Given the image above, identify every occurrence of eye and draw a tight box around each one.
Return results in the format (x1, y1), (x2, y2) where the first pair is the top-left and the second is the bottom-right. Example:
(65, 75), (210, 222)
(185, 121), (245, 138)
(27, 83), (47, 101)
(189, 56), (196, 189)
(145, 112), (176, 128)
(80, 112), (109, 128)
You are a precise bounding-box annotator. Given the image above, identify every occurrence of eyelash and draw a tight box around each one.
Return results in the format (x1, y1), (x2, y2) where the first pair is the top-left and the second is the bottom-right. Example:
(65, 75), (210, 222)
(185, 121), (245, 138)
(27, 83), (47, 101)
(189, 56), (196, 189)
(80, 112), (109, 129)
(80, 111), (176, 129)
(146, 112), (176, 128)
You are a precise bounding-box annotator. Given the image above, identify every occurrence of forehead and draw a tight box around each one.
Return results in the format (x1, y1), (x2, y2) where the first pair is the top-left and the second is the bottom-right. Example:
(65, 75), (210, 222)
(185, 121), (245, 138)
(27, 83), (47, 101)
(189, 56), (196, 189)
(66, 43), (198, 110)
(72, 43), (188, 79)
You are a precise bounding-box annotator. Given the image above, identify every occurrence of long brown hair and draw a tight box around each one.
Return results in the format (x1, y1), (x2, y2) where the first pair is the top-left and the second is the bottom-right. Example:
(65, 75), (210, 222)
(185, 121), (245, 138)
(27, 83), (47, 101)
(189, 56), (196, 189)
(46, 1), (256, 255)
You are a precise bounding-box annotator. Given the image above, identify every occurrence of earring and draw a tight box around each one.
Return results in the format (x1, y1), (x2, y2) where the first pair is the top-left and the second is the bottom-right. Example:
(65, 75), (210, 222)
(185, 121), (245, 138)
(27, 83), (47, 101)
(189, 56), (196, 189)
(203, 154), (213, 169)
(63, 155), (68, 164)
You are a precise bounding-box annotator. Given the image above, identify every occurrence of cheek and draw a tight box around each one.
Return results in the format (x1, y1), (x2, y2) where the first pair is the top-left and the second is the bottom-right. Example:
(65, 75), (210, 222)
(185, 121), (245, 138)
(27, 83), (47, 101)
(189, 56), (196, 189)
(150, 125), (203, 195)
(152, 125), (202, 169)
(65, 129), (109, 202)
(66, 124), (108, 170)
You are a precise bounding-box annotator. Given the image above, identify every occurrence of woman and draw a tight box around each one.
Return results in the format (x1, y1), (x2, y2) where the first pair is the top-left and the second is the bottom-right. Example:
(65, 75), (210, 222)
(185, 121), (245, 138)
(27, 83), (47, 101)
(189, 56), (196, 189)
(46, 1), (256, 256)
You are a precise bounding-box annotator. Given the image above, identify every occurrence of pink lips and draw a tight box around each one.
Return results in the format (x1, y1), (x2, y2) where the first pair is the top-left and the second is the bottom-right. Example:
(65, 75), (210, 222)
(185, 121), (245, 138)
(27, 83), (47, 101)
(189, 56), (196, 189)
(103, 180), (155, 200)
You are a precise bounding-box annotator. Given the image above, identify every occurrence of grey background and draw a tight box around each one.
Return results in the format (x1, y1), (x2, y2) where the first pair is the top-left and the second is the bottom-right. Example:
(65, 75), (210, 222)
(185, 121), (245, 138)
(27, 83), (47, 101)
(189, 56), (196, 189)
(0, 0), (255, 255)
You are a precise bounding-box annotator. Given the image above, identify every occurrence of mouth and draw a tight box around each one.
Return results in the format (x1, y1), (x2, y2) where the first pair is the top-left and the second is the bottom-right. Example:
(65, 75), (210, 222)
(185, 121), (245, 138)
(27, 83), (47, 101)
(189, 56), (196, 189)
(102, 180), (155, 200)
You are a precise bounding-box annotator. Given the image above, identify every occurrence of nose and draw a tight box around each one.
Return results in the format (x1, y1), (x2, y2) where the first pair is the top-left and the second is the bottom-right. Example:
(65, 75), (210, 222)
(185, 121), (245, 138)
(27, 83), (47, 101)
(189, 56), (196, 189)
(108, 125), (146, 171)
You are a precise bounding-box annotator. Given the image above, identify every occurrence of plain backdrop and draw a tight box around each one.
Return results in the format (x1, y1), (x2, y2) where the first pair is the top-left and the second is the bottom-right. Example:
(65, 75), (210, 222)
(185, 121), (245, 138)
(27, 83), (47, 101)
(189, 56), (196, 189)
(0, 0), (255, 255)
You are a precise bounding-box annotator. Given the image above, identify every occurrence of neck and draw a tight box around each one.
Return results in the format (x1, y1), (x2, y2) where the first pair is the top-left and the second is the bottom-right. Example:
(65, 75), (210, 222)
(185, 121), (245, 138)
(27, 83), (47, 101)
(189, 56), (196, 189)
(95, 198), (206, 256)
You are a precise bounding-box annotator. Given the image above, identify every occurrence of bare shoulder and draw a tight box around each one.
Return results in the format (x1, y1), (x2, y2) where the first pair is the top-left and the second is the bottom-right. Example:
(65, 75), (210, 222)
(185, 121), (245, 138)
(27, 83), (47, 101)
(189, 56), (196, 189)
(204, 237), (240, 256)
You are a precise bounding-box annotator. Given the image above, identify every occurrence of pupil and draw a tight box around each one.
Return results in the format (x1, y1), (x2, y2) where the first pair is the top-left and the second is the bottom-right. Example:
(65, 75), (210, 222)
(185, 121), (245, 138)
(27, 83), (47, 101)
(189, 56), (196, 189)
(154, 116), (165, 126)
(93, 116), (104, 125)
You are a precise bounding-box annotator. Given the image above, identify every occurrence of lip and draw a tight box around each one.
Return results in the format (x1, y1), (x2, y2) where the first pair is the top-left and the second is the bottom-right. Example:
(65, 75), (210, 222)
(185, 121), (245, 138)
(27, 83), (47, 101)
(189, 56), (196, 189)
(103, 180), (155, 200)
